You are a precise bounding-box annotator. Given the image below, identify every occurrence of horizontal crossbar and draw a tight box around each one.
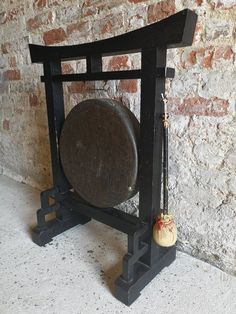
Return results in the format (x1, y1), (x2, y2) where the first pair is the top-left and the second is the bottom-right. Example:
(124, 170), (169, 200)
(41, 68), (174, 82)
(61, 192), (146, 235)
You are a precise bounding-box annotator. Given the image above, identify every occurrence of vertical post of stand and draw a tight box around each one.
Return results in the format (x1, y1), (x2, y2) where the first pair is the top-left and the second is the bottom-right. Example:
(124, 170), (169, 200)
(139, 48), (168, 266)
(86, 55), (102, 73)
(43, 61), (70, 192)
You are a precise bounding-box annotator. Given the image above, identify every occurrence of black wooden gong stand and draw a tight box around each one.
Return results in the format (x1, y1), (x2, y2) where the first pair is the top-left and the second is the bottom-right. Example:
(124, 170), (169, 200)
(29, 9), (197, 306)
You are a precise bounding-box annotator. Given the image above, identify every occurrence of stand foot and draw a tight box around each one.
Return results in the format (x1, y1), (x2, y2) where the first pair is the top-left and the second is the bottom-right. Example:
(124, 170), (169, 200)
(32, 211), (90, 246)
(114, 246), (176, 306)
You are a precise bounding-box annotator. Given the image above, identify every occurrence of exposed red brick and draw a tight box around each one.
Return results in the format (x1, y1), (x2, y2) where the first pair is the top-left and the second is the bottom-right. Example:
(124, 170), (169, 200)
(66, 21), (88, 36)
(68, 81), (95, 93)
(3, 119), (10, 131)
(165, 97), (181, 113)
(202, 51), (214, 68)
(108, 55), (129, 71)
(29, 94), (40, 107)
(148, 0), (176, 23)
(189, 51), (197, 66)
(180, 50), (196, 68)
(26, 12), (53, 31)
(34, 0), (47, 8)
(61, 63), (75, 74)
(101, 20), (112, 34)
(1, 42), (11, 54)
(3, 69), (21, 80)
(168, 97), (229, 117)
(27, 17), (39, 30)
(43, 28), (67, 45)
(214, 46), (233, 60)
(195, 0), (203, 5)
(119, 80), (138, 93)
(180, 46), (228, 69)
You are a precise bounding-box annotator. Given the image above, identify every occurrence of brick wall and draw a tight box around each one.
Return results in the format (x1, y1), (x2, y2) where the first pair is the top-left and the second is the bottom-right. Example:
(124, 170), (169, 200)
(0, 0), (236, 275)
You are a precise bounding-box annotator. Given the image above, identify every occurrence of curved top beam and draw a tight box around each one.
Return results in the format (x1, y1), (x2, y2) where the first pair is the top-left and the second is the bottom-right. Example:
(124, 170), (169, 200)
(29, 9), (197, 63)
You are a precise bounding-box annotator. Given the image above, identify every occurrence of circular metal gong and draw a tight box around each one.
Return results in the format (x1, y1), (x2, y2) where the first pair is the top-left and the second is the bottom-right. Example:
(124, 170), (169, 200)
(59, 98), (139, 208)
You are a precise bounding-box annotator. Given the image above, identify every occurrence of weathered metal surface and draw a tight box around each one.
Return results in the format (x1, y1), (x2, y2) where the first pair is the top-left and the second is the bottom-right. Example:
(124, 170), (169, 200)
(59, 98), (139, 208)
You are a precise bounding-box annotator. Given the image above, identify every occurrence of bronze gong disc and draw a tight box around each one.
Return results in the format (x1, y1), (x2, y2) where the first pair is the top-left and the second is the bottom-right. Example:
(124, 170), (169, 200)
(59, 98), (139, 208)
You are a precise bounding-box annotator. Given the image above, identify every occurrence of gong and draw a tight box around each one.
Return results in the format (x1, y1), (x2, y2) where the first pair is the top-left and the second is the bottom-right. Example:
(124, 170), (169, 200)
(59, 98), (139, 208)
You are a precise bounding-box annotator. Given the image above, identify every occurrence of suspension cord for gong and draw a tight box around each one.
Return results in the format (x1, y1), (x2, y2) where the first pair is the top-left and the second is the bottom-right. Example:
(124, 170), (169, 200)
(161, 93), (169, 216)
(152, 92), (177, 247)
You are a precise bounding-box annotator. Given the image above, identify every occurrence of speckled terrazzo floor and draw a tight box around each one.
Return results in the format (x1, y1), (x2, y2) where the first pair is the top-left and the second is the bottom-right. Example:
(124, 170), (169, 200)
(0, 175), (236, 314)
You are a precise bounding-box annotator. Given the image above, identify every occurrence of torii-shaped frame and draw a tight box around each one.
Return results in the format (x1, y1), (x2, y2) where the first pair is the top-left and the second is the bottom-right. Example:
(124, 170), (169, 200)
(29, 9), (197, 306)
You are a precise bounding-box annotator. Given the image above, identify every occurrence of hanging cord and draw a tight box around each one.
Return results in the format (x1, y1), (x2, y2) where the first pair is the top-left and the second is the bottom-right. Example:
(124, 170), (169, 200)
(153, 93), (177, 247)
(161, 93), (169, 216)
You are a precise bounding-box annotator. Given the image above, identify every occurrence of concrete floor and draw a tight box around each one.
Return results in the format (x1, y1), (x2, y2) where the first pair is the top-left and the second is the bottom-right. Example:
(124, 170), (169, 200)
(0, 175), (236, 314)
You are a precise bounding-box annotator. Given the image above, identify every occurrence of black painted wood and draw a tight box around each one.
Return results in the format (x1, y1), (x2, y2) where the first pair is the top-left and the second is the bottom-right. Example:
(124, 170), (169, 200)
(29, 9), (197, 306)
(41, 70), (141, 82)
(40, 67), (175, 82)
(61, 192), (144, 234)
(86, 54), (102, 73)
(29, 9), (197, 63)
(43, 61), (70, 191)
(138, 48), (167, 266)
(115, 246), (176, 305)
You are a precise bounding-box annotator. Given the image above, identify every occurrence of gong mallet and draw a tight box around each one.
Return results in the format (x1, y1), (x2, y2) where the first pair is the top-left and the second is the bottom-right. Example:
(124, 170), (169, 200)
(153, 94), (177, 247)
